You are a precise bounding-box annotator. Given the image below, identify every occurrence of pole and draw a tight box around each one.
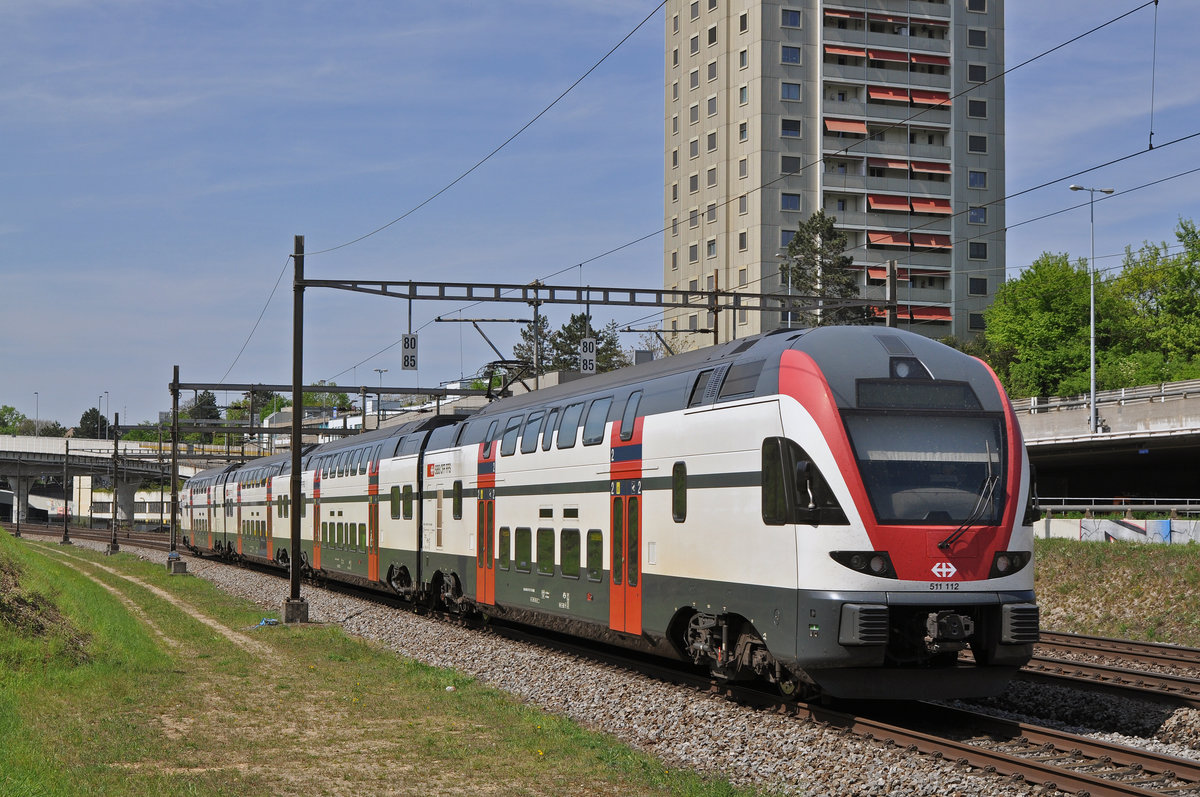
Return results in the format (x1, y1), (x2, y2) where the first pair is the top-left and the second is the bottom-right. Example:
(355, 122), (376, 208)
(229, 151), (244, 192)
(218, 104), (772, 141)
(60, 439), (71, 545)
(287, 235), (308, 621)
(109, 413), (120, 553)
(168, 366), (184, 570)
(34, 392), (38, 438)
(14, 458), (20, 538)
(1088, 193), (1097, 434)
(885, 260), (898, 328)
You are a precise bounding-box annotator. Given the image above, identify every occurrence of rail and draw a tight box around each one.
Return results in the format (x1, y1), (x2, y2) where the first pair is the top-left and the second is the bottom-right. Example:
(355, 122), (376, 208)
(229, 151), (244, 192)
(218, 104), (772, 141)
(1010, 378), (1200, 414)
(1038, 497), (1200, 516)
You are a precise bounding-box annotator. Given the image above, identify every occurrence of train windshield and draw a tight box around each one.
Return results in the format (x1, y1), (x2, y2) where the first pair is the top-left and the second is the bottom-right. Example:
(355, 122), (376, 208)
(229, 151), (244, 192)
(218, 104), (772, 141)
(842, 412), (1005, 526)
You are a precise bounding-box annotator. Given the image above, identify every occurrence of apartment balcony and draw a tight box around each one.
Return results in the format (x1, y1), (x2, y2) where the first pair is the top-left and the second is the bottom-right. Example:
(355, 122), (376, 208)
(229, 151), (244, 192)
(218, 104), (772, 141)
(862, 31), (951, 56)
(824, 99), (951, 128)
(822, 63), (951, 90)
(860, 283), (951, 304)
(824, 137), (950, 161)
(828, 0), (952, 21)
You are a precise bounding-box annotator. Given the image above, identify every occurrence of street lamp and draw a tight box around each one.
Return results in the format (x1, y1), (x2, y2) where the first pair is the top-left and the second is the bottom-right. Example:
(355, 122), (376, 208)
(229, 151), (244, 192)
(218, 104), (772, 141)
(104, 391), (110, 439)
(98, 394), (104, 440)
(374, 368), (388, 429)
(1069, 184), (1115, 434)
(34, 392), (38, 438)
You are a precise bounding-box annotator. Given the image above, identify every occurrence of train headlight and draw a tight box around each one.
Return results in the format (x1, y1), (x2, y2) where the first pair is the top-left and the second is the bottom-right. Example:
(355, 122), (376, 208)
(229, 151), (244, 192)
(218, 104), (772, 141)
(988, 551), (1030, 579)
(830, 551), (897, 579)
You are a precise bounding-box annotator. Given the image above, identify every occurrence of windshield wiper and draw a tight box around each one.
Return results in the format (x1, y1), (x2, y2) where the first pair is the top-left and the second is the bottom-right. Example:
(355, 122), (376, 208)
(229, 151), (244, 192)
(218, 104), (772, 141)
(938, 473), (999, 550)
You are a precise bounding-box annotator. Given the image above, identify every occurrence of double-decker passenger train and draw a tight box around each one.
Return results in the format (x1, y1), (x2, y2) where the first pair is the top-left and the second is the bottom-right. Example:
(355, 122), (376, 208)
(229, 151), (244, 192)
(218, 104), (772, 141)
(182, 326), (1039, 699)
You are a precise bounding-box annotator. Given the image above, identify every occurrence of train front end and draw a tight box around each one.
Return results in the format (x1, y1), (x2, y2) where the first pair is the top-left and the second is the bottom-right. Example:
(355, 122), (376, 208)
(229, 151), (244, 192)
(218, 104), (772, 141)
(778, 327), (1039, 700)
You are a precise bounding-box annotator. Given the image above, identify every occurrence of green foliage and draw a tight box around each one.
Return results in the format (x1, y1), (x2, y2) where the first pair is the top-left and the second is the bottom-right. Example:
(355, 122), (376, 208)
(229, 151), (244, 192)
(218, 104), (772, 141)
(779, 209), (870, 326)
(0, 406), (27, 435)
(77, 407), (109, 439)
(982, 219), (1200, 398)
(515, 313), (631, 375)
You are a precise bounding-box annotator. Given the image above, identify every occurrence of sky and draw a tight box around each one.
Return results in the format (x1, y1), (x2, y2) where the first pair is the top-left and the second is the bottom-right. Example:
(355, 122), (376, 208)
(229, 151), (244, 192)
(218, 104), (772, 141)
(3, 0), (1198, 429)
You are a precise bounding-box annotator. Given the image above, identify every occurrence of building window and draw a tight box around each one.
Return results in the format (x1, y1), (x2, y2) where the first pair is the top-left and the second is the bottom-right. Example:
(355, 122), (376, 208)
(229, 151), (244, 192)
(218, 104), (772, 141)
(739, 85), (748, 104)
(738, 195), (748, 214)
(782, 9), (801, 27)
(671, 217), (678, 235)
(672, 82), (678, 101)
(672, 115), (678, 134)
(690, 35), (699, 55)
(671, 148), (678, 168)
(969, 313), (986, 331)
(781, 82), (801, 101)
(708, 26), (717, 46)
(738, 121), (748, 141)
(689, 173), (699, 192)
(672, 48), (678, 68)
(707, 96), (717, 116)
(706, 167), (717, 187)
(968, 28), (987, 48)
(739, 49), (748, 69)
(738, 158), (748, 177)
(708, 61), (717, 81)
(967, 63), (987, 83)
(689, 208), (699, 228)
(781, 155), (802, 173)
(781, 230), (796, 247)
(688, 244), (699, 263)
(707, 131), (717, 152)
(739, 12), (748, 33)
(689, 138), (699, 158)
(781, 119), (802, 137)
(967, 0), (986, 11)
(969, 277), (988, 295)
(671, 251), (678, 270)
(706, 239), (717, 258)
(738, 231), (747, 251)
(968, 206), (987, 224)
(690, 69), (700, 90)
(781, 46), (801, 64)
(968, 134), (988, 153)
(690, 1), (699, 20)
(968, 241), (988, 259)
(967, 99), (987, 118)
(689, 104), (699, 124)
(781, 193), (801, 211)
(968, 169), (987, 189)
(671, 183), (678, 201)
(708, 0), (717, 10)
(672, 13), (679, 33)
(706, 203), (717, 222)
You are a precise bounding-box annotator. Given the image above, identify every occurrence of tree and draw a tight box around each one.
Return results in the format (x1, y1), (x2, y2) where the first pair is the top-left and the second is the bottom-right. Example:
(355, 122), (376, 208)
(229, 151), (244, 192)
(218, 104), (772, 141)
(513, 315), (553, 373)
(78, 407), (109, 439)
(183, 390), (220, 443)
(0, 406), (26, 435)
(778, 209), (868, 327)
(983, 252), (1090, 398)
(303, 382), (351, 411)
(514, 314), (630, 375)
(15, 418), (66, 437)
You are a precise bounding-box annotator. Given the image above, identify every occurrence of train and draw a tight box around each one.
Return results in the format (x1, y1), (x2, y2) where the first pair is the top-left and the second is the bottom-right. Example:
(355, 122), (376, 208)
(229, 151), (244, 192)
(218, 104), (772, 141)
(181, 325), (1040, 700)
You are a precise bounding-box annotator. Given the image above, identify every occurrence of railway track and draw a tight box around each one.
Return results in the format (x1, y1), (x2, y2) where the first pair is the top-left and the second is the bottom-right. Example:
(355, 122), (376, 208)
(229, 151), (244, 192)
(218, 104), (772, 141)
(1039, 631), (1200, 672)
(14, 529), (1200, 795)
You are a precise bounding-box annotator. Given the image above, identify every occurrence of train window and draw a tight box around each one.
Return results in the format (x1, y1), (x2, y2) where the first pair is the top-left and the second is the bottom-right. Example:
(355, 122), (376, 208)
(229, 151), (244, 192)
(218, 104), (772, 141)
(561, 529), (580, 579)
(359, 523), (367, 550)
(482, 420), (499, 458)
(541, 408), (560, 450)
(373, 444), (383, 469)
(453, 480), (463, 520)
(353, 448), (365, 475)
(557, 403), (584, 449)
(672, 462), (688, 522)
(498, 527), (511, 570)
(611, 498), (624, 585)
(402, 485), (414, 520)
(619, 391), (642, 441)
(582, 397), (613, 446)
(761, 437), (848, 525)
(500, 415), (523, 456)
(586, 530), (603, 581)
(627, 497), (639, 587)
(718, 359), (764, 400)
(762, 438), (790, 525)
(336, 522), (344, 548)
(537, 528), (555, 575)
(515, 527), (532, 573)
(689, 370), (714, 406)
(520, 410), (546, 454)
(390, 486), (401, 519)
(321, 522), (328, 544)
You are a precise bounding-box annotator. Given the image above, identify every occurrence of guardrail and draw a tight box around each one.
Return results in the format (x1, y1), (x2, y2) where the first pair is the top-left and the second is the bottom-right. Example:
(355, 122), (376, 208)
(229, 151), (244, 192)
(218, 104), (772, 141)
(1010, 379), (1200, 414)
(1038, 497), (1200, 516)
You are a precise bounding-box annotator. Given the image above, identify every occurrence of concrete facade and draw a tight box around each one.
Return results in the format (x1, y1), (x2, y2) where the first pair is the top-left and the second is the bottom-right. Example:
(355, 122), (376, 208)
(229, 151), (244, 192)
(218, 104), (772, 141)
(663, 0), (1005, 342)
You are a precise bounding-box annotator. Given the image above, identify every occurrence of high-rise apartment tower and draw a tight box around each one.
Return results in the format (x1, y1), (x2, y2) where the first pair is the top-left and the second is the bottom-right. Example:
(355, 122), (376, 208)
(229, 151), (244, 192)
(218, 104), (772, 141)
(663, 0), (1004, 340)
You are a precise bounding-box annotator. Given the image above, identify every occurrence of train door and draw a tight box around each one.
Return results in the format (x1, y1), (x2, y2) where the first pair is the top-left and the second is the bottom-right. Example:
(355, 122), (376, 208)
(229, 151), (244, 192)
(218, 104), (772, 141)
(475, 428), (498, 604)
(312, 461), (323, 570)
(367, 448), (381, 582)
(609, 391), (644, 635)
(236, 482), (244, 555)
(266, 481), (273, 559)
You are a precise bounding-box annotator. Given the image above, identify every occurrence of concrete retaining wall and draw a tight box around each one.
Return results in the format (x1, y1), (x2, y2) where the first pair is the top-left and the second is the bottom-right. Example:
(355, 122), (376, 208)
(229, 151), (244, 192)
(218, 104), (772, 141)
(1039, 518), (1200, 545)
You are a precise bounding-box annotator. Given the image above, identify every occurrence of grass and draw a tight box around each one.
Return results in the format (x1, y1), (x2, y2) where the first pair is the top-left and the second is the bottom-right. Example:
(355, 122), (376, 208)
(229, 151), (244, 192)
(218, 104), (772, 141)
(1034, 538), (1200, 646)
(0, 529), (759, 797)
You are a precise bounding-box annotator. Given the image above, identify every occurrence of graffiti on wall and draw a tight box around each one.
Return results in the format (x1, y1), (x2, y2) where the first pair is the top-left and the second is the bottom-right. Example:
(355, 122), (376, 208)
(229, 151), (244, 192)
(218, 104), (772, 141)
(1043, 518), (1200, 544)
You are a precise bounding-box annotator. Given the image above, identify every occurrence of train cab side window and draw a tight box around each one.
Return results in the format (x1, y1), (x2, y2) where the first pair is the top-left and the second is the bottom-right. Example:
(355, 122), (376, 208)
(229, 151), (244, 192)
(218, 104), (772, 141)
(498, 527), (511, 570)
(561, 529), (581, 578)
(672, 462), (688, 522)
(582, 397), (613, 445)
(761, 437), (848, 525)
(520, 410), (546, 454)
(537, 528), (555, 575)
(689, 370), (714, 406)
(620, 391), (642, 441)
(586, 530), (603, 581)
(500, 415), (523, 456)
(402, 485), (414, 520)
(541, 408), (560, 451)
(452, 480), (463, 519)
(557, 402), (585, 449)
(718, 359), (764, 401)
(515, 527), (532, 572)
